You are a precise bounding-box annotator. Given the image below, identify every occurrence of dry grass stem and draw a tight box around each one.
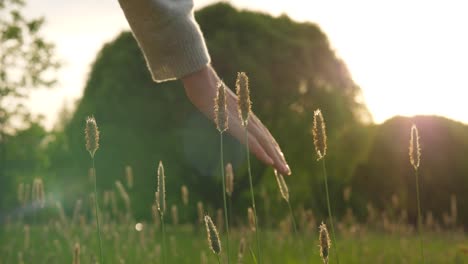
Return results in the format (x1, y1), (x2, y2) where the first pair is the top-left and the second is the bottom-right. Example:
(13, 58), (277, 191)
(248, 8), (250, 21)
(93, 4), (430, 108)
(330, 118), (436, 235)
(274, 170), (289, 202)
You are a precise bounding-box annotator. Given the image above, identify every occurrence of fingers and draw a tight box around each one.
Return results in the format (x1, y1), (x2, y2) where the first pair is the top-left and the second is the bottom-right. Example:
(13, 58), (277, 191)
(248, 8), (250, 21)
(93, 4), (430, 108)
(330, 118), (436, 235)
(248, 114), (291, 176)
(224, 89), (290, 175)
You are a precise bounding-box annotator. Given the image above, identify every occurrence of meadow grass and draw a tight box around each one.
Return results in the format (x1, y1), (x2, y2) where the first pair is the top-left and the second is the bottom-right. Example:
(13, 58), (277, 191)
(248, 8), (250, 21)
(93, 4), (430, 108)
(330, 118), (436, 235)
(1, 222), (467, 264)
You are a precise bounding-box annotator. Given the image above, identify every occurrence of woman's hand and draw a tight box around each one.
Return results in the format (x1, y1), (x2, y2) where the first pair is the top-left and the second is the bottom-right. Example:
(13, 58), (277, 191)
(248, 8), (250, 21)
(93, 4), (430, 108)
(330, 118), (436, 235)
(182, 65), (291, 176)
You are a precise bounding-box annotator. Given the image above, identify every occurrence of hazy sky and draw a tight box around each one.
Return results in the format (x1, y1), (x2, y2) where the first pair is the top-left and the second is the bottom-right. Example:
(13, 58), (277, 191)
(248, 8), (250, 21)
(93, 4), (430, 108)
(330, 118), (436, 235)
(24, 0), (468, 128)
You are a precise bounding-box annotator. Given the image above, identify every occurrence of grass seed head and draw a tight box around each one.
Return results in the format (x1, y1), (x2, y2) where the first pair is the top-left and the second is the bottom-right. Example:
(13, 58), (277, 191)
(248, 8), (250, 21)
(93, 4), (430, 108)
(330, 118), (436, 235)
(313, 109), (327, 160)
(225, 163), (234, 197)
(85, 116), (99, 158)
(171, 205), (179, 226)
(125, 165), (133, 189)
(204, 215), (222, 255)
(157, 161), (166, 214)
(319, 222), (331, 264)
(215, 81), (228, 133)
(197, 201), (204, 224)
(236, 72), (251, 126)
(73, 243), (80, 264)
(216, 208), (224, 233)
(181, 185), (189, 206)
(248, 207), (256, 232)
(238, 237), (246, 262)
(409, 124), (421, 170)
(274, 170), (289, 202)
(115, 180), (131, 212)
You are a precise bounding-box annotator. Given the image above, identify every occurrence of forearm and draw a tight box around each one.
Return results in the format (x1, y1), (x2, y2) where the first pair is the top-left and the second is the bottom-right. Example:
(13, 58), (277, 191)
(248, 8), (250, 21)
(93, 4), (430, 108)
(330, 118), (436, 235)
(118, 0), (210, 82)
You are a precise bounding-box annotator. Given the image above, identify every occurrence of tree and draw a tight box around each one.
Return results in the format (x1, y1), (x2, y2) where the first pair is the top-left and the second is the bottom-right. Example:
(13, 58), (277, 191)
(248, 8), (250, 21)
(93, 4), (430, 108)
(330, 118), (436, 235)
(0, 0), (59, 209)
(60, 3), (370, 219)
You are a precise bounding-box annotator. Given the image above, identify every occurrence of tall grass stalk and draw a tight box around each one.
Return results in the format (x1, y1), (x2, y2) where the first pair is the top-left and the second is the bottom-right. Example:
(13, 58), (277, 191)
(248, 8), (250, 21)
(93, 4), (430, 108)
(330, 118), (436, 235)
(245, 129), (261, 263)
(215, 81), (231, 263)
(313, 109), (339, 264)
(236, 72), (261, 263)
(91, 162), (103, 264)
(274, 169), (305, 262)
(322, 159), (339, 264)
(85, 117), (103, 264)
(160, 212), (167, 264)
(415, 169), (424, 263)
(219, 134), (231, 263)
(410, 124), (424, 263)
(157, 161), (167, 264)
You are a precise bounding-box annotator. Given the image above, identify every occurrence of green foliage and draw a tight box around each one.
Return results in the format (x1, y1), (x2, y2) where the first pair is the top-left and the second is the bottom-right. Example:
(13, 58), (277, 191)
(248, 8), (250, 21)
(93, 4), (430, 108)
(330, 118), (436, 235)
(0, 0), (59, 210)
(353, 116), (468, 225)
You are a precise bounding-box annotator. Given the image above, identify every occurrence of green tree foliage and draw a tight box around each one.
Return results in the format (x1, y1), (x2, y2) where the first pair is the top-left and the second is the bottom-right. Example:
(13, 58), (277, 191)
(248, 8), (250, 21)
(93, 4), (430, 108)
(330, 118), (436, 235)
(0, 0), (59, 210)
(58, 3), (370, 220)
(353, 116), (468, 226)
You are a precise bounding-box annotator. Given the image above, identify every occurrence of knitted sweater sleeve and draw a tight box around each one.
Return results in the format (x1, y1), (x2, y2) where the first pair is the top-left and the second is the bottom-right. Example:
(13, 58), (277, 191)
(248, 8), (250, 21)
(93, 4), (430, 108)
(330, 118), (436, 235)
(118, 0), (210, 82)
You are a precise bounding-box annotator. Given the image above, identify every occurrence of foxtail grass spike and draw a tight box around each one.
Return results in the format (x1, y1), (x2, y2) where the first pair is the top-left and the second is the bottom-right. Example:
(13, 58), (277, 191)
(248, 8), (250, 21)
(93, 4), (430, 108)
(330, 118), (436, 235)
(85, 116), (99, 158)
(248, 207), (256, 232)
(73, 243), (80, 264)
(125, 165), (134, 189)
(236, 72), (251, 126)
(238, 237), (246, 264)
(157, 161), (166, 214)
(171, 205), (178, 226)
(181, 185), (189, 206)
(319, 222), (331, 264)
(409, 124), (425, 263)
(274, 170), (289, 202)
(225, 163), (234, 197)
(409, 124), (421, 170)
(204, 215), (222, 255)
(197, 201), (204, 224)
(215, 81), (228, 133)
(313, 109), (327, 160)
(84, 116), (103, 264)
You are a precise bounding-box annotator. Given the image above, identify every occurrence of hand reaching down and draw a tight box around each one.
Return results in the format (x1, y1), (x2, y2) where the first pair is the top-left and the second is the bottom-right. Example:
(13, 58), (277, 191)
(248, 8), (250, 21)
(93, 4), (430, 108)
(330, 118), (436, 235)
(182, 65), (291, 176)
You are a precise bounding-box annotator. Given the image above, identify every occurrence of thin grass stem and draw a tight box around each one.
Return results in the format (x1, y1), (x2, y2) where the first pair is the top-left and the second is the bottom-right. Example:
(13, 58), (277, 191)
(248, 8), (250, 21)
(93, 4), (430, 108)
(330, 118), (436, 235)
(415, 169), (425, 263)
(91, 158), (104, 264)
(220, 133), (231, 263)
(321, 159), (339, 264)
(287, 201), (307, 263)
(245, 128), (261, 263)
(160, 213), (167, 264)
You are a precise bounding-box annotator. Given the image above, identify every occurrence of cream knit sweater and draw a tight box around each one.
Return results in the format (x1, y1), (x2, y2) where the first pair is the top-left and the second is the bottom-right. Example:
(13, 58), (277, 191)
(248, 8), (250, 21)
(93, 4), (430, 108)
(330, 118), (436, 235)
(118, 0), (210, 82)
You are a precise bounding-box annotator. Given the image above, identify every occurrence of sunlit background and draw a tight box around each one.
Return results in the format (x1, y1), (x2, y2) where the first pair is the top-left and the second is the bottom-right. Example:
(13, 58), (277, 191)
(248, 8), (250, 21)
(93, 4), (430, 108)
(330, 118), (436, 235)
(24, 0), (468, 128)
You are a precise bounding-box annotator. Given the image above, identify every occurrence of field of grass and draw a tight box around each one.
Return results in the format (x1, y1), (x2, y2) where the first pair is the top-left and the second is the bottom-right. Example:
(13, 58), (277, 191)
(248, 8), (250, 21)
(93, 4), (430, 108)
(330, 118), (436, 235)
(1, 220), (467, 264)
(2, 75), (468, 264)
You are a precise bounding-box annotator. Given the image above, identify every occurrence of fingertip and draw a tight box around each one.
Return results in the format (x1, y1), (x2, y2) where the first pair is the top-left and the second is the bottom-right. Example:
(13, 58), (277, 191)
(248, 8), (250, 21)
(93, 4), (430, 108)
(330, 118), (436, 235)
(285, 164), (292, 176)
